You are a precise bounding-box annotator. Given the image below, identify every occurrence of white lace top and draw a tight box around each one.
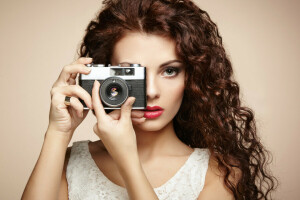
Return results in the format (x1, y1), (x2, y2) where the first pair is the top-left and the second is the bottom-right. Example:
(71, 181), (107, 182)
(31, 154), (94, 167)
(66, 140), (210, 200)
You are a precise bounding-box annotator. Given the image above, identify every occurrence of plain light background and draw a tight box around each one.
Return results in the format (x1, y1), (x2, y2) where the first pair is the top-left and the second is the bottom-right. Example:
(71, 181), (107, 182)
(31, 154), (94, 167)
(0, 0), (299, 199)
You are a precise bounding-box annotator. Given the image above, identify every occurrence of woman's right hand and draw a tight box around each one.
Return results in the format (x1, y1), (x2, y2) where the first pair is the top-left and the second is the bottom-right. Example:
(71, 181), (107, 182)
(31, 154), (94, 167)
(46, 57), (94, 141)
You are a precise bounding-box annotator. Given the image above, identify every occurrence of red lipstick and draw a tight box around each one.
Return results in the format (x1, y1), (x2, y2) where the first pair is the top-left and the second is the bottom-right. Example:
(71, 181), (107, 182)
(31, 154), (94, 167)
(144, 106), (164, 119)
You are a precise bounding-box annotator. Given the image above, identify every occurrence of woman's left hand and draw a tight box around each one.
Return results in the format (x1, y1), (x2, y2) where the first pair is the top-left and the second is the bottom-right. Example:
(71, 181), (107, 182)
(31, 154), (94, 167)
(91, 80), (143, 165)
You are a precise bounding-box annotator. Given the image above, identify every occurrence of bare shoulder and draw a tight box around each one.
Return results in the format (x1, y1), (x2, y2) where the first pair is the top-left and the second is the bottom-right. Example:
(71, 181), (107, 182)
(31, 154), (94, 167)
(197, 153), (242, 200)
(57, 146), (72, 200)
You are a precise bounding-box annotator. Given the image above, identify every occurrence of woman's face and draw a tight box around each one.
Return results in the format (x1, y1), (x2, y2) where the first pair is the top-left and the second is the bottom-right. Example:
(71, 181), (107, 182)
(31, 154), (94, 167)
(111, 32), (185, 131)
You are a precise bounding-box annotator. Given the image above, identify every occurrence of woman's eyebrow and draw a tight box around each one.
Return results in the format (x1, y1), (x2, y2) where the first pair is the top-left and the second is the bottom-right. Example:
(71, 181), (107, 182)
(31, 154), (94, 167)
(159, 60), (183, 67)
(119, 59), (183, 67)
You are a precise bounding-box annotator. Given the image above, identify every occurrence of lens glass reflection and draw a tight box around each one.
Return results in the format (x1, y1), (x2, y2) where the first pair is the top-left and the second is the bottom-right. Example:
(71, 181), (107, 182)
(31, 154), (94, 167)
(106, 84), (122, 100)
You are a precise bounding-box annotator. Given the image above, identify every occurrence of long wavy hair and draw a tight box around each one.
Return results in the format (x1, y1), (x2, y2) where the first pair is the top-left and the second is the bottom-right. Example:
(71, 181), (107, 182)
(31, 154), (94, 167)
(79, 0), (278, 199)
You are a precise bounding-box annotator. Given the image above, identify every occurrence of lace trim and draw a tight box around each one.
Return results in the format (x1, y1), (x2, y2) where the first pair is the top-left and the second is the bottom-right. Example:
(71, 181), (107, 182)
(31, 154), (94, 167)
(67, 140), (210, 200)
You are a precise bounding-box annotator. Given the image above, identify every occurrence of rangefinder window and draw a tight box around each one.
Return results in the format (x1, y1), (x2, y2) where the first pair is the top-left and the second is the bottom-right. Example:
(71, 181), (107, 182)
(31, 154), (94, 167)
(125, 68), (135, 75)
(110, 68), (135, 76)
(110, 68), (124, 76)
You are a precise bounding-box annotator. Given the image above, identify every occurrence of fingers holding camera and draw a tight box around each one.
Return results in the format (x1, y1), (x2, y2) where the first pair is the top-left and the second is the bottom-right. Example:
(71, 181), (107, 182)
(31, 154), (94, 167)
(107, 109), (142, 118)
(53, 58), (93, 87)
(131, 117), (146, 125)
(58, 85), (93, 109)
(130, 110), (146, 125)
(67, 74), (77, 85)
(47, 58), (94, 138)
(107, 109), (145, 125)
(64, 96), (85, 118)
(92, 80), (107, 121)
(48, 84), (92, 133)
(72, 57), (93, 65)
(120, 97), (136, 122)
(56, 64), (92, 86)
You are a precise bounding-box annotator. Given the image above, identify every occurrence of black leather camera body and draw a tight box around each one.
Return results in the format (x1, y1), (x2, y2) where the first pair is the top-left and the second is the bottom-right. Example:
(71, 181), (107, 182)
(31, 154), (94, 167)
(79, 63), (146, 110)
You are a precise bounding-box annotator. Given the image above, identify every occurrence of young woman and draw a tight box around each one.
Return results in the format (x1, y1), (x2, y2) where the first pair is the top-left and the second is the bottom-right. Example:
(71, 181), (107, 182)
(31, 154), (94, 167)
(22, 0), (277, 199)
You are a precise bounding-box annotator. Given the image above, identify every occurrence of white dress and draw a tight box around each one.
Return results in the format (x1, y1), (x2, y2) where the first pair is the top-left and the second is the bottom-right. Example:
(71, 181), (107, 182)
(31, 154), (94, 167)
(66, 140), (210, 200)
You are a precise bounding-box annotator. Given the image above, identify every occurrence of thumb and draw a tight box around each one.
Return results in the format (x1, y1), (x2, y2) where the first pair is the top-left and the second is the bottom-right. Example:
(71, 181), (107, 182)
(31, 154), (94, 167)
(120, 97), (135, 122)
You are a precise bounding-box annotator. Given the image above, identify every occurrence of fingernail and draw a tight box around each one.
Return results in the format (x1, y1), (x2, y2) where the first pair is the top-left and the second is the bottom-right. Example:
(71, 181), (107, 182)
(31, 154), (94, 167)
(131, 97), (136, 105)
(86, 57), (93, 60)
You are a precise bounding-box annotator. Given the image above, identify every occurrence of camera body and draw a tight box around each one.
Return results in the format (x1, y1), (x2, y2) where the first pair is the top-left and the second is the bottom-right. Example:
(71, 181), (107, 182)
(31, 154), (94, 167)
(79, 63), (146, 110)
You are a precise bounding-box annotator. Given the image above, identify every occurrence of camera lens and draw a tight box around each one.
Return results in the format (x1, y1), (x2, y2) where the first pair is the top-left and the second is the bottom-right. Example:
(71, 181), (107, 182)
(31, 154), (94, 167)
(100, 77), (129, 107)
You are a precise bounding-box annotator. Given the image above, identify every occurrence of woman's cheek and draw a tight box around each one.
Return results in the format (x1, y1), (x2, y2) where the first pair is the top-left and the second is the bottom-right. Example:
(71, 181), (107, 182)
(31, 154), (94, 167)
(168, 80), (185, 104)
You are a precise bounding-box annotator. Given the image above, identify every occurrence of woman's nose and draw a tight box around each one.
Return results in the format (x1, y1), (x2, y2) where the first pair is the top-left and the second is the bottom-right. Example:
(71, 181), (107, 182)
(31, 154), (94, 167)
(146, 75), (160, 100)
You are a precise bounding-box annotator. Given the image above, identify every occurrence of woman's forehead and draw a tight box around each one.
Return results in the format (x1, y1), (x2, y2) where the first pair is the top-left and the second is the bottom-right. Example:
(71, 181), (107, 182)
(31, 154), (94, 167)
(111, 32), (180, 66)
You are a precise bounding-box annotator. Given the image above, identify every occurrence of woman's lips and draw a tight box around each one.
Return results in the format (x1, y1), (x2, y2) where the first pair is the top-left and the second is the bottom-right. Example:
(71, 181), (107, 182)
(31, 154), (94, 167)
(144, 106), (164, 119)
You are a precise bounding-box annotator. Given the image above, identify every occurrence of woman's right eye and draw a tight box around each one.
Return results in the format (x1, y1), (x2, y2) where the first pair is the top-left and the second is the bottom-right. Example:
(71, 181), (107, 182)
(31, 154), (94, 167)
(162, 67), (180, 78)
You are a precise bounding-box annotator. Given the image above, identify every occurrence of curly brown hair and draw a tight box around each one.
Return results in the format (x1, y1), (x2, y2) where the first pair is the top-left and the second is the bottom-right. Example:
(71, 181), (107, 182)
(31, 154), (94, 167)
(79, 0), (278, 199)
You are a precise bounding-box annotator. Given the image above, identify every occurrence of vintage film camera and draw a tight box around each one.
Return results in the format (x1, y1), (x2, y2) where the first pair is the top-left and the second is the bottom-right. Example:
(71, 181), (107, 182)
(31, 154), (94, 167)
(79, 63), (146, 110)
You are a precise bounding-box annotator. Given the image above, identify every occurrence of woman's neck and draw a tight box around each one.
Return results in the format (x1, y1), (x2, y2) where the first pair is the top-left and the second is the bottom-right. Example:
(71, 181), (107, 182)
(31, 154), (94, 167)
(133, 121), (192, 162)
